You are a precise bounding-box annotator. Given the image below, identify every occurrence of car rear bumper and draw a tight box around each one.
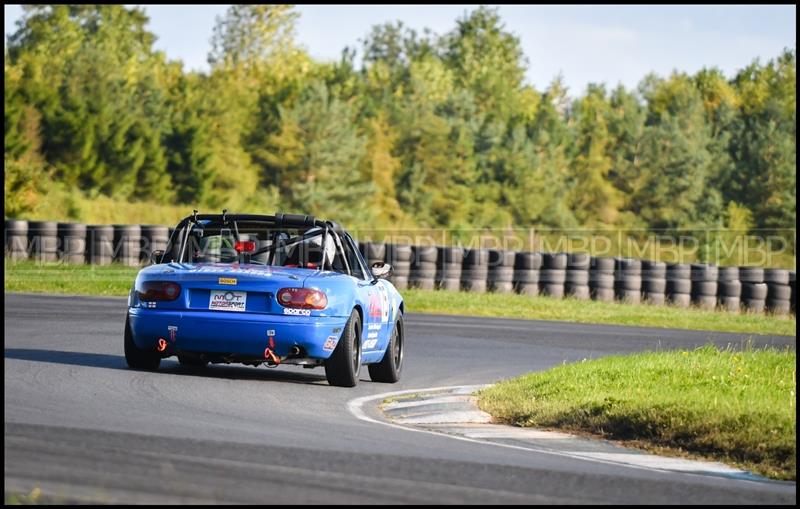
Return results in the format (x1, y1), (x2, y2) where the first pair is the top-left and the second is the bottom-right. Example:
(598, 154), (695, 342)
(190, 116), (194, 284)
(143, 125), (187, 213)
(128, 308), (347, 360)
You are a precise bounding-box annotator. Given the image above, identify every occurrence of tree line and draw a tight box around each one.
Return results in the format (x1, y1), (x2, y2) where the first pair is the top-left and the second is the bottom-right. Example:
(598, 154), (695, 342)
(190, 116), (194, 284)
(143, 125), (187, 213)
(4, 5), (796, 237)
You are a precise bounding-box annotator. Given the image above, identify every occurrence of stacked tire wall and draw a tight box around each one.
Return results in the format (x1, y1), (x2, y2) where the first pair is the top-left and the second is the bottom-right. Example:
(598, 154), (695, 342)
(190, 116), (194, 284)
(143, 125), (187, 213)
(589, 257), (615, 302)
(566, 253), (590, 300)
(4, 218), (795, 317)
(691, 263), (719, 310)
(513, 252), (541, 296)
(666, 263), (691, 308)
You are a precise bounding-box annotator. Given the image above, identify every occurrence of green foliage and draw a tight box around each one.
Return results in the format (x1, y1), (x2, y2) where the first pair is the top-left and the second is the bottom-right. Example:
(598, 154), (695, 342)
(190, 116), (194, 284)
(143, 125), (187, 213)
(3, 6), (796, 257)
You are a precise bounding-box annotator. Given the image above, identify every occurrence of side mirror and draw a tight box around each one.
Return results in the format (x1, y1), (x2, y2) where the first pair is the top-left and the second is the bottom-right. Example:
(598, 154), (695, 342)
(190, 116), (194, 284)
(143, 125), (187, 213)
(371, 261), (393, 280)
(150, 250), (165, 265)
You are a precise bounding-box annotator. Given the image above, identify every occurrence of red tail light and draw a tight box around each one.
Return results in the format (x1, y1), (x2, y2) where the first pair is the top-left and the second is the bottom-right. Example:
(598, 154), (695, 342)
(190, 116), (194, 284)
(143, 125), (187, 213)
(137, 281), (182, 301)
(277, 288), (328, 310)
(235, 241), (256, 253)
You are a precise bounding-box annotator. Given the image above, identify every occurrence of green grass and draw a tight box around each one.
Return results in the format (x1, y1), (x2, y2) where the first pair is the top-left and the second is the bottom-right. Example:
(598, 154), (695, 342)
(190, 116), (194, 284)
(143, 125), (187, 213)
(403, 288), (796, 337)
(477, 345), (796, 480)
(4, 260), (796, 336)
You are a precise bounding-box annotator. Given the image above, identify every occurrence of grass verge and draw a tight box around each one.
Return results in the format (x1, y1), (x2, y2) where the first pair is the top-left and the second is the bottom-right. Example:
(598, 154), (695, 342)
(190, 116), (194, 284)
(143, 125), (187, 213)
(4, 260), (796, 336)
(477, 345), (796, 480)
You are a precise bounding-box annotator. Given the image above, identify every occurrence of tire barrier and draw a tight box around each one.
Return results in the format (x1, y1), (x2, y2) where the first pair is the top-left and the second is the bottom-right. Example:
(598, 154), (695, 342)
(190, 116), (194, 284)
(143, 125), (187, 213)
(385, 243), (412, 290)
(461, 248), (489, 293)
(614, 258), (642, 304)
(140, 225), (170, 263)
(642, 260), (666, 305)
(690, 263), (718, 310)
(589, 257), (615, 303)
(765, 269), (791, 315)
(436, 246), (463, 291)
(58, 223), (87, 264)
(514, 252), (542, 296)
(541, 253), (567, 298)
(410, 245), (437, 290)
(566, 253), (590, 300)
(113, 224), (142, 267)
(666, 263), (691, 308)
(5, 219), (29, 261)
(488, 249), (516, 294)
(27, 221), (58, 263)
(87, 225), (114, 265)
(5, 218), (795, 317)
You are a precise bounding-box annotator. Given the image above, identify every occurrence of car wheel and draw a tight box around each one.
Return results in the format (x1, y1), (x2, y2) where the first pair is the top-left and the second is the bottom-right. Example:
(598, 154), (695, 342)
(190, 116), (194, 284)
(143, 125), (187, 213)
(124, 314), (160, 370)
(324, 309), (361, 387)
(368, 314), (403, 383)
(178, 355), (208, 368)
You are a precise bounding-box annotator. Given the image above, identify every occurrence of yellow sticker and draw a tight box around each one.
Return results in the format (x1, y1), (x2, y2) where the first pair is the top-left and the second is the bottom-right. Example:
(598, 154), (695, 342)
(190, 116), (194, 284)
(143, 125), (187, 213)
(218, 277), (237, 285)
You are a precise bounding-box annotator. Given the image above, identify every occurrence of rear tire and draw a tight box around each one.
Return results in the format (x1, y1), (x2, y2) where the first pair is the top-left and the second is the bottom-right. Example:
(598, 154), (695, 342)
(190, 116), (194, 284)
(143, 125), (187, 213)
(124, 314), (160, 370)
(325, 309), (361, 387)
(369, 314), (404, 383)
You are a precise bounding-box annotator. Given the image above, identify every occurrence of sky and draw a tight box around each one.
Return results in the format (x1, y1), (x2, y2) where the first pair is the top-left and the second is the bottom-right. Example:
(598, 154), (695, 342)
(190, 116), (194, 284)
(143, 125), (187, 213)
(4, 4), (796, 96)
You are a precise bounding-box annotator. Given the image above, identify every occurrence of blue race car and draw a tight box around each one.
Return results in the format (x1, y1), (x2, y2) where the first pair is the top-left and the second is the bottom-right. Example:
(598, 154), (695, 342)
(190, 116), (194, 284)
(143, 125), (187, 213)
(125, 211), (404, 387)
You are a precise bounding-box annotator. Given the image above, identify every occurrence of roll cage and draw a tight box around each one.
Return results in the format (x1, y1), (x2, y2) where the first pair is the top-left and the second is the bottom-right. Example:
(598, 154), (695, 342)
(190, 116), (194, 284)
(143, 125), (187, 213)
(161, 211), (374, 281)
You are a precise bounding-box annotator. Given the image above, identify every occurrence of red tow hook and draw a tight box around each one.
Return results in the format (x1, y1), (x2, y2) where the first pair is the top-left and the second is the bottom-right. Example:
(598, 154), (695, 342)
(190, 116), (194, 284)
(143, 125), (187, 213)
(263, 347), (281, 365)
(157, 338), (168, 352)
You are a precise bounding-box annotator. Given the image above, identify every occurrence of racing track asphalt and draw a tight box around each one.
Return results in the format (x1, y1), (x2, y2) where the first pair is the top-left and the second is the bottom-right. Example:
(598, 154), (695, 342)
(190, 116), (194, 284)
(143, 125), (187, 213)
(4, 293), (796, 504)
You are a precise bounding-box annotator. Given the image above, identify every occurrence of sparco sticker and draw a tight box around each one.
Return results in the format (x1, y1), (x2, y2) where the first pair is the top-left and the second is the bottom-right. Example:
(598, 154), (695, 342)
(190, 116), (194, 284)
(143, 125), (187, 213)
(283, 308), (311, 316)
(209, 290), (247, 312)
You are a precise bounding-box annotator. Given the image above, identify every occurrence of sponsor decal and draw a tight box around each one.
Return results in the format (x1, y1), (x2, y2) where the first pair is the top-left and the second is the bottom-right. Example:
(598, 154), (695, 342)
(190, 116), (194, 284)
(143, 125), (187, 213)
(363, 339), (378, 349)
(367, 331), (378, 339)
(209, 290), (247, 312)
(218, 277), (237, 285)
(167, 325), (178, 342)
(379, 285), (390, 323)
(145, 301), (157, 308)
(266, 329), (276, 337)
(368, 323), (382, 331)
(323, 335), (338, 351)
(332, 327), (342, 333)
(283, 308), (311, 316)
(194, 267), (273, 277)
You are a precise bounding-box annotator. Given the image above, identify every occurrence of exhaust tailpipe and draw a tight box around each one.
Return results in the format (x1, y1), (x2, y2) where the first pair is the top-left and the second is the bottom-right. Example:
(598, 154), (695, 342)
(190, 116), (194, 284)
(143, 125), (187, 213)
(157, 338), (168, 352)
(289, 345), (301, 356)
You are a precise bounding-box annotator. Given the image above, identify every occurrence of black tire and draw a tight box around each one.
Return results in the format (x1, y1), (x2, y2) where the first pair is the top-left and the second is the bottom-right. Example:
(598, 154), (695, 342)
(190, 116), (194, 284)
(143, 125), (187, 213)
(325, 309), (362, 387)
(413, 245), (438, 264)
(692, 281), (718, 296)
(669, 293), (691, 308)
(592, 288), (615, 302)
(615, 276), (642, 291)
(739, 267), (764, 283)
(741, 283), (768, 300)
(590, 257), (615, 274)
(616, 289), (641, 304)
(642, 260), (666, 279)
(767, 284), (792, 301)
(124, 314), (160, 370)
(691, 264), (718, 282)
(718, 266), (739, 281)
(742, 299), (766, 313)
(515, 252), (543, 270)
(369, 315), (404, 383)
(615, 258), (642, 276)
(543, 253), (568, 270)
(644, 292), (666, 305)
(566, 284), (590, 300)
(490, 281), (514, 293)
(516, 282), (539, 296)
(488, 267), (515, 282)
(766, 299), (791, 315)
(718, 280), (742, 297)
(514, 269), (540, 284)
(764, 269), (789, 285)
(566, 270), (589, 285)
(542, 283), (564, 298)
(462, 279), (487, 293)
(541, 269), (566, 284)
(439, 278), (461, 292)
(692, 295), (718, 310)
(567, 253), (591, 270)
(390, 276), (408, 290)
(590, 272), (615, 289)
(667, 263), (691, 280)
(719, 296), (741, 312)
(666, 279), (691, 295)
(643, 278), (666, 293)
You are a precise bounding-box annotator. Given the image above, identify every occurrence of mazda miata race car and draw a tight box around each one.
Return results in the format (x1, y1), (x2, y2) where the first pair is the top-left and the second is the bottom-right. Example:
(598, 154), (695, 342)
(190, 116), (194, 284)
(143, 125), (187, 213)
(125, 212), (404, 387)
